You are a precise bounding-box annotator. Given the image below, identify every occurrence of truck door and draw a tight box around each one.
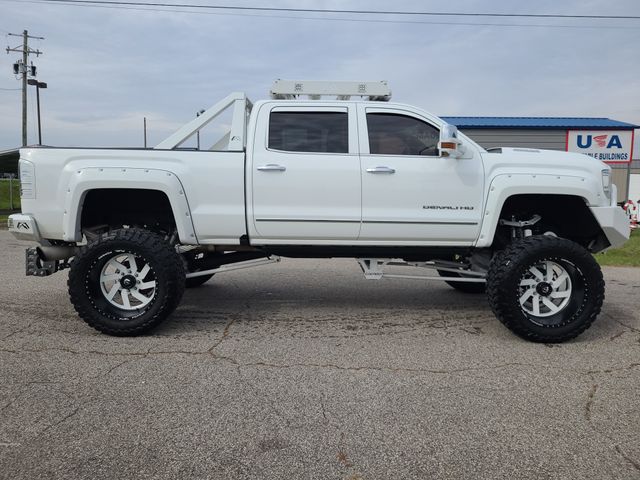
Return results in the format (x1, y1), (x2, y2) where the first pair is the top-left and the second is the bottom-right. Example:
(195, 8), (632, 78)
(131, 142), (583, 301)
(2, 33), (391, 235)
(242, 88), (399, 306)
(249, 105), (361, 241)
(357, 105), (484, 244)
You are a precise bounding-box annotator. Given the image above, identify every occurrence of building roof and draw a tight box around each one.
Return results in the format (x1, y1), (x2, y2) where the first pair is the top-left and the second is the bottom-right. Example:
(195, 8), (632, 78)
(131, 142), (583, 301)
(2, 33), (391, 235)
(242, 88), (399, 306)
(440, 117), (639, 129)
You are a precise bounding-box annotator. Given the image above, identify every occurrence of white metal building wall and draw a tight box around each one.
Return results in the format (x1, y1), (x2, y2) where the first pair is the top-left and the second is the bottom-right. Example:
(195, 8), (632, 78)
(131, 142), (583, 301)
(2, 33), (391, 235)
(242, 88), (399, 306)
(461, 128), (567, 151)
(459, 127), (631, 203)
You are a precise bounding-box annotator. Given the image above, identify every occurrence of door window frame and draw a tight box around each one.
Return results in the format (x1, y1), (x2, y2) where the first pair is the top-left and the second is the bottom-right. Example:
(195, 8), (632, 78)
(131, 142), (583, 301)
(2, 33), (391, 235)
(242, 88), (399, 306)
(358, 105), (442, 158)
(265, 105), (358, 156)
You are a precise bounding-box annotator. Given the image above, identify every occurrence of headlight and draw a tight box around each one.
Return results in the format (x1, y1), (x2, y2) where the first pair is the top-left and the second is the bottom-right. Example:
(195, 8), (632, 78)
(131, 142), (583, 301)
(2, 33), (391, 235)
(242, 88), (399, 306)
(601, 169), (611, 199)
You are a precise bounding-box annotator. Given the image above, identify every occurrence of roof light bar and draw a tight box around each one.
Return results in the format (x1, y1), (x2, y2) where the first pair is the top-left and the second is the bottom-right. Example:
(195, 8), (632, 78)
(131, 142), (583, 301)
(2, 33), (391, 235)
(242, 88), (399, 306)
(270, 80), (392, 101)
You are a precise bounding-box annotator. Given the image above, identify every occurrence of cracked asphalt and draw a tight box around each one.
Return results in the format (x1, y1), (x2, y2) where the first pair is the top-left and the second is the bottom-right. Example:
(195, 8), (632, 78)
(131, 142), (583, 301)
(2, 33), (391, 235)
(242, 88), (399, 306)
(1, 230), (639, 480)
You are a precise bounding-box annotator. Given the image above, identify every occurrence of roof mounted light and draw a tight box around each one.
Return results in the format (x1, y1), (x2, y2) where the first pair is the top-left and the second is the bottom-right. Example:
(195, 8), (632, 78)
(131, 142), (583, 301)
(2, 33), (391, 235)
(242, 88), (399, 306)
(270, 80), (392, 101)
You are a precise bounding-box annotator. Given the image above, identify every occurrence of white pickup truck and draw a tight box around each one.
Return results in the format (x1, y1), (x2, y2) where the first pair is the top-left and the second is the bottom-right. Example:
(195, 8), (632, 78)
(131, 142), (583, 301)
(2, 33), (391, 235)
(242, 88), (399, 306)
(8, 80), (629, 342)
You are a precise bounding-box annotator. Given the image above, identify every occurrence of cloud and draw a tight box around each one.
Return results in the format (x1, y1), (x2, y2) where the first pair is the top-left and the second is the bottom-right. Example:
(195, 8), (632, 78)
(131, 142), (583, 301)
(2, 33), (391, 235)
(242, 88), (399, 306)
(0, 0), (639, 151)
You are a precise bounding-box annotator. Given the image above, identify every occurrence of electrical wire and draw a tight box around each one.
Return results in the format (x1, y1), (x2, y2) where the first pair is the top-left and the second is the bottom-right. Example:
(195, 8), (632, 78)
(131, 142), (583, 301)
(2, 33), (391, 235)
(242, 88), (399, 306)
(32, 0), (640, 20)
(4, 0), (640, 30)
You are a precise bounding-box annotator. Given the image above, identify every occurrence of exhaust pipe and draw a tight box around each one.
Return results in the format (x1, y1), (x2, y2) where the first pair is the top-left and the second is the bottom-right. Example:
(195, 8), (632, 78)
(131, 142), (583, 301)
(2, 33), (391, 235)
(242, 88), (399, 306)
(38, 245), (78, 261)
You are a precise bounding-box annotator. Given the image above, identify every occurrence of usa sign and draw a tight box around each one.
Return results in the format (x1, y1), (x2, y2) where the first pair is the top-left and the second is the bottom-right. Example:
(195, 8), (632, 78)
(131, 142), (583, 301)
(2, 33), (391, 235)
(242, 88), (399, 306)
(566, 130), (634, 164)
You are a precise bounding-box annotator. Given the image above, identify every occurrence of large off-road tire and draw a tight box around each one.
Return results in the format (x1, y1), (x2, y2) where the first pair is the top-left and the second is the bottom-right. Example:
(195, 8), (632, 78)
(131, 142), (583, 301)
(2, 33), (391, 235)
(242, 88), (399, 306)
(486, 236), (604, 343)
(437, 270), (486, 294)
(68, 228), (185, 336)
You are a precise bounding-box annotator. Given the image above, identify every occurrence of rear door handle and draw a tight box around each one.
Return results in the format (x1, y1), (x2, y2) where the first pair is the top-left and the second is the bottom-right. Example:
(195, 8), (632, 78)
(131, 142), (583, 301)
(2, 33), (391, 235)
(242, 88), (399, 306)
(366, 166), (396, 174)
(257, 164), (286, 172)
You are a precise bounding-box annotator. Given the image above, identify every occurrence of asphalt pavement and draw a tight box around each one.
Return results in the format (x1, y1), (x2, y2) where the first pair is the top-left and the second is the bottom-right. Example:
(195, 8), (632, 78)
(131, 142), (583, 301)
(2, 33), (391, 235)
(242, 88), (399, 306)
(1, 229), (639, 479)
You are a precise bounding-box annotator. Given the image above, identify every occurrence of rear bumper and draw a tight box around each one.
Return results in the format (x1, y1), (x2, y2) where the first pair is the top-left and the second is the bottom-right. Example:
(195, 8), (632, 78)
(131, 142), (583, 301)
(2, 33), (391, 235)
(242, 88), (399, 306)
(590, 204), (630, 250)
(7, 214), (41, 242)
(7, 214), (73, 276)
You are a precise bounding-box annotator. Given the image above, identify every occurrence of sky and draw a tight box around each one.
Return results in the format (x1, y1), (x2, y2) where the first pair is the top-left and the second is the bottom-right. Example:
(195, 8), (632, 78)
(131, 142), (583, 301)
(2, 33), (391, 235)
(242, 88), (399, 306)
(0, 0), (639, 154)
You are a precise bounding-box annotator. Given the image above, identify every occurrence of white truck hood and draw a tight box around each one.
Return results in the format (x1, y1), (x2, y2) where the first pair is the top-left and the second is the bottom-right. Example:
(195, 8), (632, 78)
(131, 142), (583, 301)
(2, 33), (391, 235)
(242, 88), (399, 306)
(481, 147), (609, 179)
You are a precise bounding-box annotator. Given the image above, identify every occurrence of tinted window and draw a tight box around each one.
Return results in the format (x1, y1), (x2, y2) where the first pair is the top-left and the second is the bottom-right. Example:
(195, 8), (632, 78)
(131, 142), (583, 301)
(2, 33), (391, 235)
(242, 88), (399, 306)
(269, 112), (348, 153)
(367, 113), (440, 156)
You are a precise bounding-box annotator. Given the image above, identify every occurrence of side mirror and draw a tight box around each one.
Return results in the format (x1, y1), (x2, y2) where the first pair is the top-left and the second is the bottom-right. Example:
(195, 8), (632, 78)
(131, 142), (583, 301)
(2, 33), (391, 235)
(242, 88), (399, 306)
(439, 124), (466, 159)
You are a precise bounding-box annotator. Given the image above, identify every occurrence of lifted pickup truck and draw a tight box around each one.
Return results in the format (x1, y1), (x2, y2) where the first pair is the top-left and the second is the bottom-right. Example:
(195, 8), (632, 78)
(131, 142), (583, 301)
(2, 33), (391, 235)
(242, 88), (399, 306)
(8, 80), (629, 342)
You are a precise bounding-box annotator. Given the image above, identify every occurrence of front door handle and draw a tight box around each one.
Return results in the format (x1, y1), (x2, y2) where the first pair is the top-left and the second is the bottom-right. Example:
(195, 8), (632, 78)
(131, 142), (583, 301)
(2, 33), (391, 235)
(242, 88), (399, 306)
(366, 166), (396, 174)
(257, 164), (286, 172)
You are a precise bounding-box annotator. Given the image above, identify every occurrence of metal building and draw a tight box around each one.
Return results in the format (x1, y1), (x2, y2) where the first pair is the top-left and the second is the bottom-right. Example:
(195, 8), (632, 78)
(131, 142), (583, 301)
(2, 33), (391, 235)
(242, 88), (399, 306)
(442, 117), (638, 203)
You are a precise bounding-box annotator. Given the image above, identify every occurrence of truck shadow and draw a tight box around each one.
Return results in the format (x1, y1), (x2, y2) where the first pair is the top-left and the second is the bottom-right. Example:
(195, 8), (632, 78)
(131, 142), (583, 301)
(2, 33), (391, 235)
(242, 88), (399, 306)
(180, 278), (489, 312)
(166, 278), (496, 339)
(163, 276), (634, 343)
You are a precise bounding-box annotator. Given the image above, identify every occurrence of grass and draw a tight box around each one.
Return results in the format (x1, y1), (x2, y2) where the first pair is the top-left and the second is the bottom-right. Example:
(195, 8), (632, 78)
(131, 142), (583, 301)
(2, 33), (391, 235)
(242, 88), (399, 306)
(0, 178), (21, 211)
(595, 228), (640, 267)
(1, 178), (20, 229)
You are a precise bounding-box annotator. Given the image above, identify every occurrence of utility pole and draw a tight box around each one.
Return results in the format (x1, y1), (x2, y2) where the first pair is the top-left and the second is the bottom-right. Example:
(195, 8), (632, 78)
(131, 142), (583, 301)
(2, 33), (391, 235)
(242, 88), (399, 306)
(6, 30), (44, 146)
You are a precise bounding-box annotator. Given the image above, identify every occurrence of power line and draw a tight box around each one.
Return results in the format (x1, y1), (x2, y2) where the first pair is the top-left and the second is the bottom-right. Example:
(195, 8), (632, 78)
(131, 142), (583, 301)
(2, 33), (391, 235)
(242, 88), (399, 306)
(33, 0), (640, 20)
(8, 0), (640, 30)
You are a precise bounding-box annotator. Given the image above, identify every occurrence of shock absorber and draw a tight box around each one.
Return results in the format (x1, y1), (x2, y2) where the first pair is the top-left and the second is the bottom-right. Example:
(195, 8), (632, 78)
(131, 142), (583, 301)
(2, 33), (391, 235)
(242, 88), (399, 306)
(499, 214), (542, 240)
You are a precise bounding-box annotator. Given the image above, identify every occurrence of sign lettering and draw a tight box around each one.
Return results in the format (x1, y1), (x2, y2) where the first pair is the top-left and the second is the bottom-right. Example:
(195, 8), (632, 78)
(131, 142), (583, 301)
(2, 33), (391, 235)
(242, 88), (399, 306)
(567, 129), (633, 163)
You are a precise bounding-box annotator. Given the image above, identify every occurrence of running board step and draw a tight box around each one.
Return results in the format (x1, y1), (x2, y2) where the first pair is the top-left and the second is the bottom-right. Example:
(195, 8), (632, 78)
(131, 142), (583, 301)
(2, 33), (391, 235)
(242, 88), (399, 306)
(356, 258), (486, 282)
(186, 255), (280, 278)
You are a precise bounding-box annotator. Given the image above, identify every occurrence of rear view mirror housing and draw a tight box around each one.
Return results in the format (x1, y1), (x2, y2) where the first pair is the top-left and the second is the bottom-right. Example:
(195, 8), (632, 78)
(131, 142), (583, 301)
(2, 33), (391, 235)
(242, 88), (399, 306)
(439, 124), (467, 159)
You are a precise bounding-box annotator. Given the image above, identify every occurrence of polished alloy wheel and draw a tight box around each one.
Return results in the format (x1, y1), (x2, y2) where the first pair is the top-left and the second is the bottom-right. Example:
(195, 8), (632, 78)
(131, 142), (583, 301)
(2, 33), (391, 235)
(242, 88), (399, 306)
(518, 260), (572, 318)
(99, 253), (157, 311)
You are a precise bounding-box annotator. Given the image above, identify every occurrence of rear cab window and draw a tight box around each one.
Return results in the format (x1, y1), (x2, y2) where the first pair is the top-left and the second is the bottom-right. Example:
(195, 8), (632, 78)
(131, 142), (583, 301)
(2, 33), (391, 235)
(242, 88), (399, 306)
(268, 111), (349, 153)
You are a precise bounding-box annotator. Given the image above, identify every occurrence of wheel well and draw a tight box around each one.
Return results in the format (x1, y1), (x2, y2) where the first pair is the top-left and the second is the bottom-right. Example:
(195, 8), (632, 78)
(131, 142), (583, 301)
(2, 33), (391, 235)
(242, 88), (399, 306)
(80, 189), (176, 234)
(495, 194), (608, 250)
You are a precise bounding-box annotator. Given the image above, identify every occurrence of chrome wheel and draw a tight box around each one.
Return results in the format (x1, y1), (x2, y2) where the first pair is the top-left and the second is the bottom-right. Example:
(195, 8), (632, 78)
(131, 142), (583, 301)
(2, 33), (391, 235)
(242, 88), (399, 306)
(518, 260), (572, 318)
(99, 253), (156, 311)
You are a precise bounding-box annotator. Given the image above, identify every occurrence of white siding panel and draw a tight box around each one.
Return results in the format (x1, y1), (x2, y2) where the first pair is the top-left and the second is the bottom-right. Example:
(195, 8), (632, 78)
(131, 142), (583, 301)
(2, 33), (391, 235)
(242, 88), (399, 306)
(460, 128), (567, 151)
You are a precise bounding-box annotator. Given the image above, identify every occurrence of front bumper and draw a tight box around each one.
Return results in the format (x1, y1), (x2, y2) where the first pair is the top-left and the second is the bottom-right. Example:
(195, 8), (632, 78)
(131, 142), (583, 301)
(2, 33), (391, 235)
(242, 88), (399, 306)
(7, 214), (41, 242)
(590, 204), (630, 250)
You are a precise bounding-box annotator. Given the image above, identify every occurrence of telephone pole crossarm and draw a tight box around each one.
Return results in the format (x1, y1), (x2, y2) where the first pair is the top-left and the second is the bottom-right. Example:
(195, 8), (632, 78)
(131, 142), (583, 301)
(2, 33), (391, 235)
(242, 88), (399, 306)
(7, 32), (44, 40)
(6, 46), (43, 55)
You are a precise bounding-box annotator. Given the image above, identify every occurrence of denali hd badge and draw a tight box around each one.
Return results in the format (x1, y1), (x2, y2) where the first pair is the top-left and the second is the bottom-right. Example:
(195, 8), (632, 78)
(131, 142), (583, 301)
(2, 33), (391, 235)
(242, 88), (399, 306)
(422, 205), (475, 210)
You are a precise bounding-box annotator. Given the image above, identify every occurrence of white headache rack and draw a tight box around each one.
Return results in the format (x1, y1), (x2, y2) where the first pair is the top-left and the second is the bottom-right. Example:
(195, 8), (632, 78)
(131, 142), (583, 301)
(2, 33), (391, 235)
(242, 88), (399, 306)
(270, 79), (391, 101)
(155, 92), (252, 151)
